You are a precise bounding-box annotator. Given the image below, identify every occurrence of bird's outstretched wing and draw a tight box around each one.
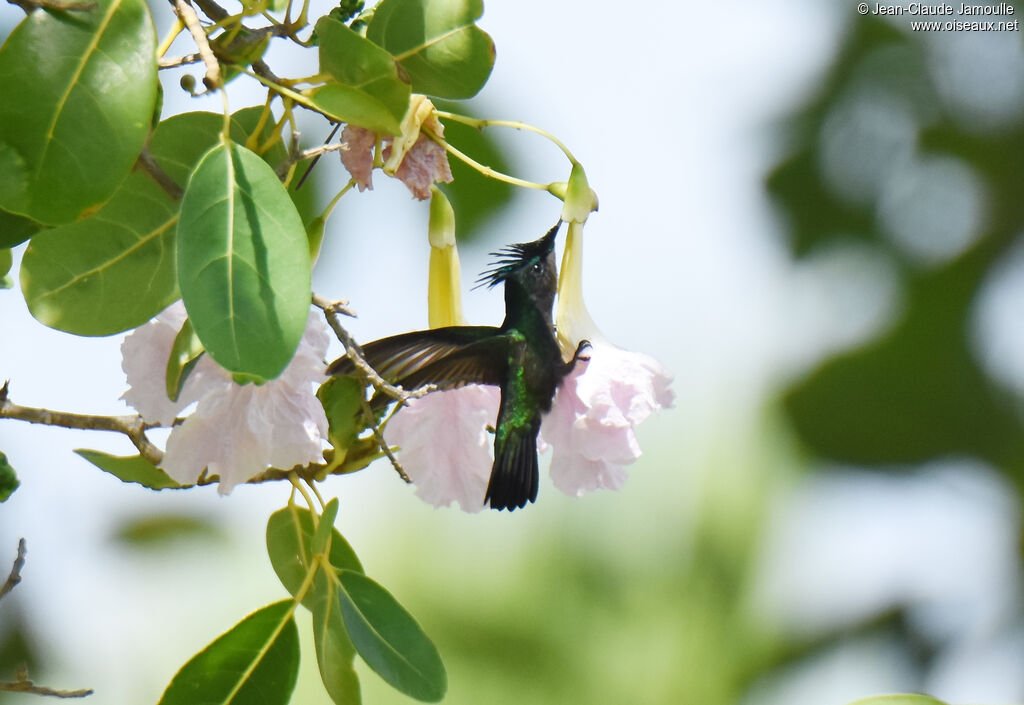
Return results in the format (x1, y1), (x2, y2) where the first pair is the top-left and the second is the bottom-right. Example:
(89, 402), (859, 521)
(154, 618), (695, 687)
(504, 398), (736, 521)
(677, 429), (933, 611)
(328, 326), (509, 391)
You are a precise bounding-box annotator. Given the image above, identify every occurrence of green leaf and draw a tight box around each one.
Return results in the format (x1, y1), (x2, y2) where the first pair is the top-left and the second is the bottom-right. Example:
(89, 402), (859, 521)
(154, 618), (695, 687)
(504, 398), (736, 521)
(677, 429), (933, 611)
(0, 209), (41, 249)
(0, 0), (158, 224)
(266, 505), (363, 609)
(17, 110), (268, 338)
(317, 16), (411, 130)
(366, 0), (494, 99)
(0, 452), (18, 502)
(75, 449), (181, 490)
(312, 498), (341, 556)
(166, 318), (205, 402)
(19, 165), (179, 336)
(335, 569), (446, 702)
(311, 570), (362, 705)
(266, 499), (362, 705)
(318, 376), (365, 461)
(307, 83), (404, 137)
(0, 248), (11, 289)
(158, 600), (300, 705)
(177, 137), (311, 381)
(306, 215), (327, 261)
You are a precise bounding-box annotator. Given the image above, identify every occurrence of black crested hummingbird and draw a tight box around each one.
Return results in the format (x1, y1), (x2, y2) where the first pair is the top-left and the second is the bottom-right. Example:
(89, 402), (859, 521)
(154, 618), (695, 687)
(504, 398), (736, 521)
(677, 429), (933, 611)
(327, 222), (589, 511)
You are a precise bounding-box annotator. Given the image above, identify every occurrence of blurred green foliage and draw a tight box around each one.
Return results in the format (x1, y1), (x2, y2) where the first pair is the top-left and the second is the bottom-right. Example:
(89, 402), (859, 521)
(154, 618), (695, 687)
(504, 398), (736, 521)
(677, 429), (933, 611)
(770, 13), (1024, 492)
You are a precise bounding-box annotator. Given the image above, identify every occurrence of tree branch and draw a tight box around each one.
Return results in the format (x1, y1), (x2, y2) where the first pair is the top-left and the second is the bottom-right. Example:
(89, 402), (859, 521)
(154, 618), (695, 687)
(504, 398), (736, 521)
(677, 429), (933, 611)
(312, 294), (438, 405)
(158, 52), (202, 69)
(171, 0), (220, 91)
(313, 295), (434, 483)
(277, 142), (345, 180)
(0, 544), (94, 697)
(0, 665), (92, 699)
(136, 148), (184, 201)
(0, 382), (163, 465)
(0, 538), (26, 602)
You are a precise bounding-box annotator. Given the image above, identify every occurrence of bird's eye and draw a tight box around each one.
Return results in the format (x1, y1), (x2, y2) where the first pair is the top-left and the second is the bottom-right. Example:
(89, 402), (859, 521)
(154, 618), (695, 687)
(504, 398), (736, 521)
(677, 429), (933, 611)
(532, 262), (542, 273)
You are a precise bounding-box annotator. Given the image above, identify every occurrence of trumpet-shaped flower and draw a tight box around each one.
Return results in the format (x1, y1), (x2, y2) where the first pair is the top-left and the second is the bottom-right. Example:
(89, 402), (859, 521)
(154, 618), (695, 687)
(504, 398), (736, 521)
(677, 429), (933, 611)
(542, 168), (674, 497)
(381, 187), (501, 510)
(339, 96), (453, 200)
(385, 385), (501, 512)
(121, 302), (330, 494)
(542, 344), (674, 496)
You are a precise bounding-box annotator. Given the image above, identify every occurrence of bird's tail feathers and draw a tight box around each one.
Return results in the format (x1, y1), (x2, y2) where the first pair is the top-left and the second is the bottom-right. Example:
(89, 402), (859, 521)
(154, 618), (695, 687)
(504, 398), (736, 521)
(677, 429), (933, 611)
(485, 427), (539, 511)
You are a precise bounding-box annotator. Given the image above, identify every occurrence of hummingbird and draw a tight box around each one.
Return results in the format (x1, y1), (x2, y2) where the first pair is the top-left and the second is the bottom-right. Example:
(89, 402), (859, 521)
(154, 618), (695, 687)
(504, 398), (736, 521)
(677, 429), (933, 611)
(327, 222), (589, 511)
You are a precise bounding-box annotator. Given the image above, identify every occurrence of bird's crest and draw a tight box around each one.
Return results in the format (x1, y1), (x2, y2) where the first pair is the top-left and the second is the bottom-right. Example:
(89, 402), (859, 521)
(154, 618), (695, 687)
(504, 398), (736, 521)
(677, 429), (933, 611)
(475, 221), (561, 290)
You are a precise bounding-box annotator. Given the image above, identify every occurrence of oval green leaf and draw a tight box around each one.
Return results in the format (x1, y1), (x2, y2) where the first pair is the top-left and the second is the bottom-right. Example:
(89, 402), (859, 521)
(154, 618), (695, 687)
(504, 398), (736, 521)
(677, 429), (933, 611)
(266, 505), (363, 609)
(158, 600), (299, 705)
(336, 569), (446, 702)
(318, 375), (365, 459)
(366, 0), (494, 99)
(0, 0), (158, 224)
(17, 109), (286, 338)
(19, 168), (179, 335)
(75, 449), (181, 490)
(312, 498), (341, 556)
(0, 248), (11, 289)
(177, 137), (311, 381)
(0, 209), (41, 249)
(166, 318), (205, 402)
(308, 83), (404, 136)
(0, 451), (19, 502)
(317, 16), (411, 128)
(311, 570), (361, 705)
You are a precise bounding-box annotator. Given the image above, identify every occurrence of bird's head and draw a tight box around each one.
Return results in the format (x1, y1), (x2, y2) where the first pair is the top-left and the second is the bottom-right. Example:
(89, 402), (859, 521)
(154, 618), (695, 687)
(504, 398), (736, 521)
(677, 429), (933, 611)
(476, 222), (560, 315)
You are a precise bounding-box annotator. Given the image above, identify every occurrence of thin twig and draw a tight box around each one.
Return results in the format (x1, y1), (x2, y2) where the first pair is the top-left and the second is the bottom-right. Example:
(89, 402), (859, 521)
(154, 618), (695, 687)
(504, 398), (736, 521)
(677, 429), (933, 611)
(158, 53), (202, 69)
(0, 386), (163, 465)
(172, 0), (221, 91)
(190, 0), (227, 21)
(313, 295), (434, 483)
(0, 544), (92, 697)
(360, 397), (410, 483)
(251, 59), (284, 87)
(277, 142), (345, 180)
(0, 539), (26, 602)
(0, 665), (92, 698)
(313, 294), (438, 405)
(136, 148), (184, 201)
(296, 122), (342, 189)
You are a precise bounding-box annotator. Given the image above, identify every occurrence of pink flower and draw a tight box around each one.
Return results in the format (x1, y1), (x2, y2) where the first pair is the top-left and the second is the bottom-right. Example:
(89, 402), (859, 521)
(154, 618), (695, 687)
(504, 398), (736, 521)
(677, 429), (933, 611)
(542, 344), (674, 496)
(385, 386), (500, 512)
(339, 124), (376, 192)
(542, 171), (674, 497)
(121, 303), (330, 494)
(339, 96), (453, 200)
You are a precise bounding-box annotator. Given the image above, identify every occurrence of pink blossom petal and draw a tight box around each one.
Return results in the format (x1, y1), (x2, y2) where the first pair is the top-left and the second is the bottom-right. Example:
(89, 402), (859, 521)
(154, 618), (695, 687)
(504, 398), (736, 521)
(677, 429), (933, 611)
(120, 302), (231, 425)
(339, 125), (376, 192)
(122, 307), (331, 494)
(542, 342), (673, 498)
(384, 385), (500, 512)
(392, 135), (453, 200)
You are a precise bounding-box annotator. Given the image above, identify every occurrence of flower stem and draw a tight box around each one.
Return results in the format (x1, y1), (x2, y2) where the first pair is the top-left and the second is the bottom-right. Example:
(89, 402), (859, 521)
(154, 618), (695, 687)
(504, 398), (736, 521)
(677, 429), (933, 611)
(427, 128), (549, 191)
(434, 110), (579, 164)
(289, 472), (317, 513)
